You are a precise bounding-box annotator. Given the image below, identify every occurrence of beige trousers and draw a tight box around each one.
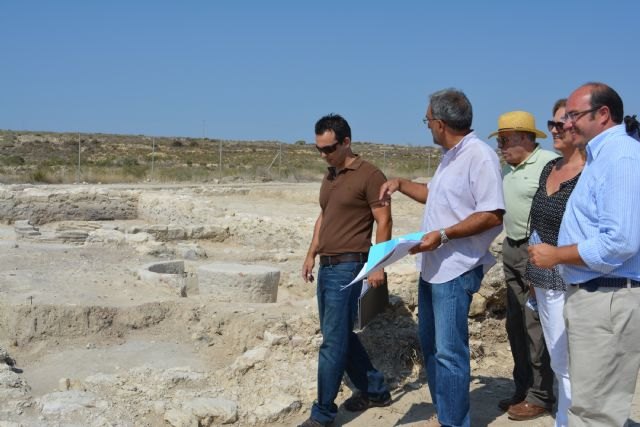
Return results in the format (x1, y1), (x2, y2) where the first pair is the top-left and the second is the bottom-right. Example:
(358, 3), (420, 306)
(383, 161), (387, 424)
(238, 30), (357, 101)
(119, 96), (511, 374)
(564, 285), (640, 426)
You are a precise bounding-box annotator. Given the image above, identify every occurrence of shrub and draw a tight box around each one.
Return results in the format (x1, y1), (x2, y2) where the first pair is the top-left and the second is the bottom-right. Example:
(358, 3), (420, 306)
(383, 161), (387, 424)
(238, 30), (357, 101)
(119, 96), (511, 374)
(30, 167), (56, 183)
(2, 155), (25, 166)
(122, 163), (147, 178)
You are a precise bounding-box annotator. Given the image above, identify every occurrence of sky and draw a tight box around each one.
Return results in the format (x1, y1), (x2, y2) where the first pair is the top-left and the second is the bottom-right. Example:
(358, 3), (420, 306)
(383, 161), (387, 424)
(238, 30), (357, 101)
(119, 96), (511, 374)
(2, 1), (639, 149)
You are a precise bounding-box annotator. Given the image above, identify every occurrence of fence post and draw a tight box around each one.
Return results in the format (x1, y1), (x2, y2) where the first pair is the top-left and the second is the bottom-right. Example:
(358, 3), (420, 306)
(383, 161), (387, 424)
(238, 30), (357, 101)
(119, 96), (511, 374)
(279, 142), (282, 179)
(218, 139), (222, 181)
(383, 150), (387, 174)
(76, 133), (81, 184)
(150, 137), (155, 181)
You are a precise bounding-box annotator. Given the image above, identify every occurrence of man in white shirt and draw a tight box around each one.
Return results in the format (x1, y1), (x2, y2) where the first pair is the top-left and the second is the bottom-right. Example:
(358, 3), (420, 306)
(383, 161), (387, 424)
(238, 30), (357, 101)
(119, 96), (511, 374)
(379, 88), (504, 427)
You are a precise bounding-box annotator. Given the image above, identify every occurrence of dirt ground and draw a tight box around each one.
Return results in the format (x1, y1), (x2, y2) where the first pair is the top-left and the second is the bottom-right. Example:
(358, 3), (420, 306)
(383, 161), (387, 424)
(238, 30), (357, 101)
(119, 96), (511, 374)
(0, 182), (639, 426)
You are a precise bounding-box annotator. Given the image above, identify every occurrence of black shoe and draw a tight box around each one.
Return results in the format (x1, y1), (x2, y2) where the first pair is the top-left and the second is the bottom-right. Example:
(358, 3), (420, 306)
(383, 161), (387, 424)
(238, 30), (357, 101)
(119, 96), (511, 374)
(498, 394), (526, 411)
(343, 392), (392, 412)
(297, 417), (328, 427)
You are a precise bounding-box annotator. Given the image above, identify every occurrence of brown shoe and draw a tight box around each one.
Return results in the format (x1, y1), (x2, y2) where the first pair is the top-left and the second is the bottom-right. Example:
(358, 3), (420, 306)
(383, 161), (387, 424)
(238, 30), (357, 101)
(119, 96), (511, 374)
(507, 401), (548, 421)
(498, 394), (525, 411)
(343, 392), (392, 412)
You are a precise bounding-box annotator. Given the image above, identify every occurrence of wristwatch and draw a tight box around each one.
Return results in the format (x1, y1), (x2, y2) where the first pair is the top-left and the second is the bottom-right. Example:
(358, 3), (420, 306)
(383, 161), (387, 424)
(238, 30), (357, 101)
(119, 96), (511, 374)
(439, 228), (450, 245)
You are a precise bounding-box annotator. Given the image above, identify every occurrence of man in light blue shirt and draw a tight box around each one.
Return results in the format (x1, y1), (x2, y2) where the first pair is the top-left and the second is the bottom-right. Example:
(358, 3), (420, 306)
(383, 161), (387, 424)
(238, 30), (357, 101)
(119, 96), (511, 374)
(529, 82), (640, 426)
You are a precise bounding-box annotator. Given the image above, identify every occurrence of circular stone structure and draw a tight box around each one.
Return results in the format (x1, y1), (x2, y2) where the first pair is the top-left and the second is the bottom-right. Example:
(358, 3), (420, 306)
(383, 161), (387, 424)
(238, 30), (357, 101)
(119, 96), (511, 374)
(197, 263), (279, 303)
(138, 260), (187, 296)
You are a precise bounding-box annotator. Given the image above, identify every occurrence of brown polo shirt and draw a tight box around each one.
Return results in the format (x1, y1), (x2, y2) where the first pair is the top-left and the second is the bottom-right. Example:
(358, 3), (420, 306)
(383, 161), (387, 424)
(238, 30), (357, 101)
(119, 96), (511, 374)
(317, 156), (387, 256)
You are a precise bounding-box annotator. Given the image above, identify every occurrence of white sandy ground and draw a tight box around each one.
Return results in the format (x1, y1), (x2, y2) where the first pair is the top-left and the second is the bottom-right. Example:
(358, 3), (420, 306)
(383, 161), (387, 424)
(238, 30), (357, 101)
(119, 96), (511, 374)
(0, 182), (638, 426)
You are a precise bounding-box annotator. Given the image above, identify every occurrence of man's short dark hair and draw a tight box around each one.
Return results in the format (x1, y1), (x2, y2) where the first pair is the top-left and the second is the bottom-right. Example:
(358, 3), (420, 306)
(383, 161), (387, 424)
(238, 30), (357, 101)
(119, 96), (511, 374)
(315, 114), (352, 143)
(429, 88), (473, 131)
(584, 82), (624, 124)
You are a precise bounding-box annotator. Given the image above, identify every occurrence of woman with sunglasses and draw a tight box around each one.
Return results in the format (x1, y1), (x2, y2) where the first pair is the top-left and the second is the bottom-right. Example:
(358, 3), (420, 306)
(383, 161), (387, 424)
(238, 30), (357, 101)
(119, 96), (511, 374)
(524, 98), (585, 427)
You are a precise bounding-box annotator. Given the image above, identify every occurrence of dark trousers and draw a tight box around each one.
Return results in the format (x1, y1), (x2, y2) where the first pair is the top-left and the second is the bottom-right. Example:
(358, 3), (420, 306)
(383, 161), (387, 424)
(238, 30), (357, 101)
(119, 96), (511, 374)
(502, 238), (555, 409)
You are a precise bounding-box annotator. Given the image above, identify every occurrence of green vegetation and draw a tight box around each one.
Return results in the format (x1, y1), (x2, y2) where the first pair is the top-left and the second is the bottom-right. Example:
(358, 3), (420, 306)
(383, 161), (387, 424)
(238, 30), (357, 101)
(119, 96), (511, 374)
(0, 130), (442, 184)
(1, 155), (25, 166)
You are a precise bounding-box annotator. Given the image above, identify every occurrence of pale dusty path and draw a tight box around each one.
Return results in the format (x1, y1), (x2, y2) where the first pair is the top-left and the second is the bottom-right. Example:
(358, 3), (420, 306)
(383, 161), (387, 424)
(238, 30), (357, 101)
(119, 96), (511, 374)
(285, 373), (640, 427)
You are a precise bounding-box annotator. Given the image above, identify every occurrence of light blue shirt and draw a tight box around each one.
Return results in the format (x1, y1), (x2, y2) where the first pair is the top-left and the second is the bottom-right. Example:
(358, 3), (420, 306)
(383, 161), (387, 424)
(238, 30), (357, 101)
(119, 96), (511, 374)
(558, 124), (640, 283)
(419, 132), (505, 284)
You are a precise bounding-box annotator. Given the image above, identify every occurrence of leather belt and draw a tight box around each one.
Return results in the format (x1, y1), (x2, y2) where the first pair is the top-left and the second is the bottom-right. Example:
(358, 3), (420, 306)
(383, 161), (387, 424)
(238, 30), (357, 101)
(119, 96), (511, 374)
(576, 277), (640, 292)
(319, 252), (368, 266)
(506, 236), (529, 246)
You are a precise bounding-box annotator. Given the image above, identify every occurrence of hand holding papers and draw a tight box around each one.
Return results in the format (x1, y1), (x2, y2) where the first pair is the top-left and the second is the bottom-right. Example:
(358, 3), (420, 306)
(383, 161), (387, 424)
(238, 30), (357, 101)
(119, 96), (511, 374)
(343, 231), (425, 289)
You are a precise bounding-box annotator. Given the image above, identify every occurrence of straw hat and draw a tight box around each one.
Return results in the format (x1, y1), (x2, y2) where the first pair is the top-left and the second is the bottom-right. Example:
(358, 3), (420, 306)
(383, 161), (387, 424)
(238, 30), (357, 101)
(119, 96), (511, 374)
(488, 111), (547, 139)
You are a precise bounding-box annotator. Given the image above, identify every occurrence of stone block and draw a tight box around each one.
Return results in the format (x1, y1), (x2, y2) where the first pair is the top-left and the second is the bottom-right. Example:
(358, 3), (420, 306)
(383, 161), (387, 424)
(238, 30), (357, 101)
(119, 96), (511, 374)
(197, 263), (279, 303)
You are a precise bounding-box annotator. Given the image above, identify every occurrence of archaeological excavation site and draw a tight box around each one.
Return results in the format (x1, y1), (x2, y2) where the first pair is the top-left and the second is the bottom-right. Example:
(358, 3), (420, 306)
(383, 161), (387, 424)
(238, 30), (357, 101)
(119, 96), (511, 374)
(0, 182), (637, 427)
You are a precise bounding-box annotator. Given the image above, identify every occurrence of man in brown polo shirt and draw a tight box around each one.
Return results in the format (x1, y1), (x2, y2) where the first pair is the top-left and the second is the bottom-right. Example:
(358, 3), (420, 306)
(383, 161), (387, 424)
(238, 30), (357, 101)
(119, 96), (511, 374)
(298, 114), (392, 427)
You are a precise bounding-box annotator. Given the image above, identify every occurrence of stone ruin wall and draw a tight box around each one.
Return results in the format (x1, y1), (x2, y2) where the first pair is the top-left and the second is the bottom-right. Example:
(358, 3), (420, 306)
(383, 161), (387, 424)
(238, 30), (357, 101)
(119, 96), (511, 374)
(0, 186), (138, 225)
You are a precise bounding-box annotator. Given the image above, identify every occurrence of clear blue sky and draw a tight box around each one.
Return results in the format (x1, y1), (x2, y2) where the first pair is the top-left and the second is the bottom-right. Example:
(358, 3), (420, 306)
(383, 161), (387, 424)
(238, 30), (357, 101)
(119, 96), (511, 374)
(2, 1), (639, 149)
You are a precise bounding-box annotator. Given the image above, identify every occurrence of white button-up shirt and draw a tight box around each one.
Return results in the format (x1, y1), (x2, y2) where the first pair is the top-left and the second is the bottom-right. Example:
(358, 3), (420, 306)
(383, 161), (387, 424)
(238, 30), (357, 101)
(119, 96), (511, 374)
(419, 132), (505, 284)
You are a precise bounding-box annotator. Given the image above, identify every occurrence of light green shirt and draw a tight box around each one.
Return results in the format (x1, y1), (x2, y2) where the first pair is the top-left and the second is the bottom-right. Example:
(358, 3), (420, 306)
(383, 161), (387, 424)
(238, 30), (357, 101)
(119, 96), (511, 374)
(502, 145), (559, 240)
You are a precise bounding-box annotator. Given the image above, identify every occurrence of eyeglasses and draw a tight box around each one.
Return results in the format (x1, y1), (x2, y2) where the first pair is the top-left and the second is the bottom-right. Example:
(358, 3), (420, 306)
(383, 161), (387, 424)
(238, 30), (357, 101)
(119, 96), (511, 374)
(547, 120), (565, 132)
(562, 107), (600, 123)
(422, 116), (440, 124)
(496, 135), (518, 146)
(315, 140), (343, 154)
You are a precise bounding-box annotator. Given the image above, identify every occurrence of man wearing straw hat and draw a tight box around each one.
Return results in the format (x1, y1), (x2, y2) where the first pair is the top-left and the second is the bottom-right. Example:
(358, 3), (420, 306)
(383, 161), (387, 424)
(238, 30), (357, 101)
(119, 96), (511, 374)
(489, 111), (558, 420)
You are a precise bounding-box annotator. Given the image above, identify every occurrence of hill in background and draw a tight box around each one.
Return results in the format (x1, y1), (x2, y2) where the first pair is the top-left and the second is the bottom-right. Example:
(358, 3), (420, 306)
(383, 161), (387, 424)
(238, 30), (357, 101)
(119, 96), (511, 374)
(0, 130), (441, 184)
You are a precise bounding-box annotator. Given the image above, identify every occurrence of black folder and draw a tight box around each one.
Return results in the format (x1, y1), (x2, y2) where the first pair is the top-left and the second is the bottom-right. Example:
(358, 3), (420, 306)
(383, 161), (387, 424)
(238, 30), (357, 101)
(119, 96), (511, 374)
(356, 274), (389, 330)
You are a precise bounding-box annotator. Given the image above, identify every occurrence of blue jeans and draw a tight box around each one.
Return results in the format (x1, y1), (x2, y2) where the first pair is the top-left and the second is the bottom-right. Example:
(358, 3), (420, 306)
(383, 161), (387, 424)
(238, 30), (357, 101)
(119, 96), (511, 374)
(418, 266), (483, 427)
(311, 261), (389, 424)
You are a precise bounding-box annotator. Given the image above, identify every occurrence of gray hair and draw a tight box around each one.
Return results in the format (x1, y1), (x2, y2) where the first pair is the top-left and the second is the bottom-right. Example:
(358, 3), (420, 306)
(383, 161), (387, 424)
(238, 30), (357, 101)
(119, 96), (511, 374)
(429, 88), (473, 131)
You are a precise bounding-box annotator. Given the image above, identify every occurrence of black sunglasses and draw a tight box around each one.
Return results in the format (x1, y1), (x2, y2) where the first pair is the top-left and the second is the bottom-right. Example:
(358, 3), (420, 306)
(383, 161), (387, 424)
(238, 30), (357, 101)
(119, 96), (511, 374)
(315, 140), (343, 154)
(547, 120), (565, 132)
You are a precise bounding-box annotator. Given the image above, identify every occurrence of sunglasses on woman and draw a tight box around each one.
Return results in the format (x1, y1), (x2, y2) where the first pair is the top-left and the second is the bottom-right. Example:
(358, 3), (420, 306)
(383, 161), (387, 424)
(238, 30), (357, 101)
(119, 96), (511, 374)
(547, 120), (565, 132)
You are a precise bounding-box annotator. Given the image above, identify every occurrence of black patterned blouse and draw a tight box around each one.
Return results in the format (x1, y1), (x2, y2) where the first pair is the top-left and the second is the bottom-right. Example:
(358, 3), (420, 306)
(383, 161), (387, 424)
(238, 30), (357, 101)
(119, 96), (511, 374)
(525, 158), (581, 291)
